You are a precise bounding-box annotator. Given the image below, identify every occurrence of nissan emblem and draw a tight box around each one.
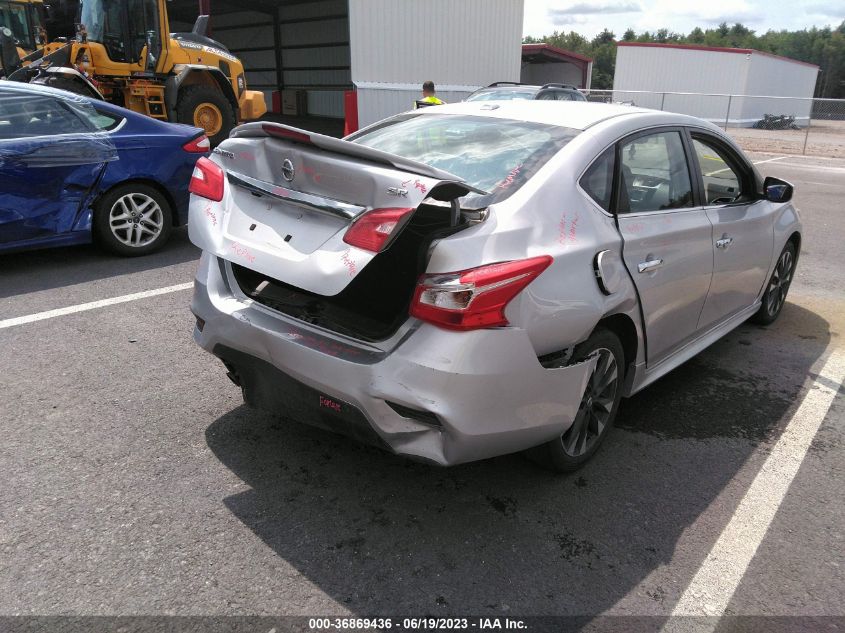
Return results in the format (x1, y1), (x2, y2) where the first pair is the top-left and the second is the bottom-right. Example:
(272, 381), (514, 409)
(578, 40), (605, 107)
(281, 159), (295, 182)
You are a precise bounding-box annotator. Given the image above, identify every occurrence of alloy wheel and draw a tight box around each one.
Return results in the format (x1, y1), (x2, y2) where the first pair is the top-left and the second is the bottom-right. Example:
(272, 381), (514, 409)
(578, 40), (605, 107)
(561, 347), (619, 457)
(766, 249), (793, 317)
(108, 193), (164, 248)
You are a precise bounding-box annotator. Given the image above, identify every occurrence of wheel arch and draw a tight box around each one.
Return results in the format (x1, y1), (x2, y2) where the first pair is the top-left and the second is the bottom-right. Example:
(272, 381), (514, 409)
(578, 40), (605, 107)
(165, 65), (238, 122)
(595, 312), (638, 382)
(787, 230), (801, 257)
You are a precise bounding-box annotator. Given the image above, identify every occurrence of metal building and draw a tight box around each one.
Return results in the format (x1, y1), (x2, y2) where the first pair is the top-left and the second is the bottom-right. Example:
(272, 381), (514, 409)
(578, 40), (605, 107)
(521, 44), (593, 89)
(612, 42), (820, 127)
(169, 0), (524, 132)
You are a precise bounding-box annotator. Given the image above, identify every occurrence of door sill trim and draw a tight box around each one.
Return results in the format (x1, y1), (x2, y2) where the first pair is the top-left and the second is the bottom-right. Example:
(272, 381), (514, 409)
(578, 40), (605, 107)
(628, 301), (761, 395)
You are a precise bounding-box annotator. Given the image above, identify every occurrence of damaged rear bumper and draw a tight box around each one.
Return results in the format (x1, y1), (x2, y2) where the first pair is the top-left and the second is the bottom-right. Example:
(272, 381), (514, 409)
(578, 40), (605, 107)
(192, 253), (596, 466)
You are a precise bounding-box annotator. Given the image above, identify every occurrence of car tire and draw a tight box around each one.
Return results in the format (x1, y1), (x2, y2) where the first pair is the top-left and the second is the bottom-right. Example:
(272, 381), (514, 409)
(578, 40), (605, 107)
(176, 85), (236, 147)
(93, 183), (173, 257)
(527, 328), (625, 472)
(752, 241), (796, 325)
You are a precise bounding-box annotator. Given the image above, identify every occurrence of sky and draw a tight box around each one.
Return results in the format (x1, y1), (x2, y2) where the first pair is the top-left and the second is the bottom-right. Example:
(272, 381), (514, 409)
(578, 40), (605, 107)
(522, 0), (845, 39)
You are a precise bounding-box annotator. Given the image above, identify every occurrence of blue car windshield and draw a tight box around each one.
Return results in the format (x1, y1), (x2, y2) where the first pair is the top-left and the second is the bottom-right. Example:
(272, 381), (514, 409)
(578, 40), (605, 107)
(350, 113), (578, 206)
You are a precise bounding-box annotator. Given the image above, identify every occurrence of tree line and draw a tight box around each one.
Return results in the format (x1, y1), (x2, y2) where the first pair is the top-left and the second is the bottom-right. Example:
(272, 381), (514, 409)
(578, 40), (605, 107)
(524, 22), (845, 98)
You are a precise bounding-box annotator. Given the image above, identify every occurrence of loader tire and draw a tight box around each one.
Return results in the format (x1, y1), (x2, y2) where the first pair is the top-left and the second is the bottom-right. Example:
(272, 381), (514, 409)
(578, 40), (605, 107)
(176, 85), (236, 147)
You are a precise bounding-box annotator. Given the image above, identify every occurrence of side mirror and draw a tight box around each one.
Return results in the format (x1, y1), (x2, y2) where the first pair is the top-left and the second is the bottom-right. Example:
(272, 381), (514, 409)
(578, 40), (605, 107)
(763, 176), (793, 203)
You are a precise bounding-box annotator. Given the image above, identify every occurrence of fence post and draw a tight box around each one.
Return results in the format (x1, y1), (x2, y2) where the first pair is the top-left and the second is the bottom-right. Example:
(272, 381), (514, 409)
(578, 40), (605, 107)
(660, 92), (666, 111)
(724, 95), (732, 131)
(802, 99), (812, 156)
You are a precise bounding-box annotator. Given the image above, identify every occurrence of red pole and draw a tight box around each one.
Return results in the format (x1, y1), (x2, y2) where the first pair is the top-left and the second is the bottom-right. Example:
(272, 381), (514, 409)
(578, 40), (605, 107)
(343, 90), (359, 136)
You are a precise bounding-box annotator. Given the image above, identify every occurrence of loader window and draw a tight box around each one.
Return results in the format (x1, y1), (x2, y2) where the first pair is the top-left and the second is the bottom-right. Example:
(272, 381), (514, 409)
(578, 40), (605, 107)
(80, 0), (128, 61)
(0, 2), (33, 51)
(80, 0), (160, 64)
(126, 0), (161, 67)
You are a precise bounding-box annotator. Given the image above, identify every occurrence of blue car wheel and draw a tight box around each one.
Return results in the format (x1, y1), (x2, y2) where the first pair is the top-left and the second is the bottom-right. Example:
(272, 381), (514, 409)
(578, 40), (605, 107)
(93, 183), (173, 257)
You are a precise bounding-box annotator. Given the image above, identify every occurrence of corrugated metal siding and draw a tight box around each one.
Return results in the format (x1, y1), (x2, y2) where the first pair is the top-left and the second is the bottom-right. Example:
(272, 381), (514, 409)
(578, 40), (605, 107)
(613, 46), (750, 95)
(613, 45), (820, 126)
(349, 0), (522, 84)
(349, 0), (523, 126)
(278, 0), (350, 118)
(177, 9), (275, 102)
(308, 91), (345, 117)
(613, 46), (748, 121)
(520, 62), (582, 87)
(741, 54), (818, 125)
(193, 1), (350, 118)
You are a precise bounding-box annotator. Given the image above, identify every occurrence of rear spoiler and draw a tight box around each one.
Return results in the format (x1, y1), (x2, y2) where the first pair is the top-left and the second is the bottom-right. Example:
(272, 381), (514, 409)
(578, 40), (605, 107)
(230, 121), (488, 199)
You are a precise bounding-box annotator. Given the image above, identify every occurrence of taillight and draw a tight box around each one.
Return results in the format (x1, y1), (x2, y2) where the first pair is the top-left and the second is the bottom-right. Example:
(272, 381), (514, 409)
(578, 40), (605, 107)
(410, 256), (553, 331)
(183, 134), (210, 153)
(343, 207), (414, 253)
(189, 156), (224, 202)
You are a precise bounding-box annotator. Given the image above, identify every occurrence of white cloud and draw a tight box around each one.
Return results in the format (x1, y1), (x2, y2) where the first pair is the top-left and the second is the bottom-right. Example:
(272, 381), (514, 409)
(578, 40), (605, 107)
(522, 0), (842, 39)
(549, 1), (642, 16)
(649, 0), (758, 25)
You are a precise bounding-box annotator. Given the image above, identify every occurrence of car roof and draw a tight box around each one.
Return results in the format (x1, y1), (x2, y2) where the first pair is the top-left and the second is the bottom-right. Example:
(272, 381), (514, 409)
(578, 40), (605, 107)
(0, 80), (94, 105)
(0, 80), (203, 136)
(477, 85), (540, 91)
(412, 100), (695, 131)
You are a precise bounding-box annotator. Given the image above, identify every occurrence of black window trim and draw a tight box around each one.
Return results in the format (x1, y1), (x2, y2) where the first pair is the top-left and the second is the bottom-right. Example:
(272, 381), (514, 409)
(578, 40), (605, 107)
(685, 127), (758, 207)
(577, 144), (616, 216)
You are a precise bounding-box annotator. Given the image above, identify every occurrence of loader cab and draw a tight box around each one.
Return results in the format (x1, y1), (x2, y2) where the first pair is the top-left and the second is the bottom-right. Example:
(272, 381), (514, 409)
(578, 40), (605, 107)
(78, 0), (166, 71)
(0, 0), (45, 54)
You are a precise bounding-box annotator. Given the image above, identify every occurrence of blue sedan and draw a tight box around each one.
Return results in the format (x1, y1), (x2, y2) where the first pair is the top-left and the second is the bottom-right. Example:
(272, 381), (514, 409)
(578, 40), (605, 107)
(0, 82), (209, 256)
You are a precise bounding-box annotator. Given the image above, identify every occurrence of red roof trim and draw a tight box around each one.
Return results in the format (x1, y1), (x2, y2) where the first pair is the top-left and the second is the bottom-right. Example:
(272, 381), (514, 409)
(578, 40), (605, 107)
(522, 43), (593, 64)
(616, 42), (819, 69)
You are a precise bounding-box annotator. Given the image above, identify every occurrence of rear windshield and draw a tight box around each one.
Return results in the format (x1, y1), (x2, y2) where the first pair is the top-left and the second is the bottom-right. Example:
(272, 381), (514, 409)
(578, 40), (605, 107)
(350, 113), (579, 207)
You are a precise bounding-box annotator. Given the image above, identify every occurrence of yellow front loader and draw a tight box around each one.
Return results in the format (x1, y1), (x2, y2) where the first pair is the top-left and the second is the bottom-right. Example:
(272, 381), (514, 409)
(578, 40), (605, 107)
(5, 0), (266, 144)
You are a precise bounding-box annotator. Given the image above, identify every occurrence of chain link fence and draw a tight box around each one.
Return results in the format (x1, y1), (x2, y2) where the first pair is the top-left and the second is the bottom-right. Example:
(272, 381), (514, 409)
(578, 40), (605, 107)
(582, 89), (845, 158)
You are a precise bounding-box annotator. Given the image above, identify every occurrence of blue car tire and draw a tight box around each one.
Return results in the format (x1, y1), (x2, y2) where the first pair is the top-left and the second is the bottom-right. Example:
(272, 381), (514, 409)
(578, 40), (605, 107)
(93, 183), (173, 257)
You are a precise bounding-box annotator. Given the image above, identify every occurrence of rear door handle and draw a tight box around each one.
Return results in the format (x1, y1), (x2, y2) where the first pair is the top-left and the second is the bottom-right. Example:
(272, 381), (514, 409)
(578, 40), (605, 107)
(637, 258), (664, 273)
(716, 236), (733, 249)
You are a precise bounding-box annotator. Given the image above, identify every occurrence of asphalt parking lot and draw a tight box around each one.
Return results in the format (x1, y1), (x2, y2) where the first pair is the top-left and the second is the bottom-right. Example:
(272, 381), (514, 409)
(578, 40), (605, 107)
(1, 152), (843, 631)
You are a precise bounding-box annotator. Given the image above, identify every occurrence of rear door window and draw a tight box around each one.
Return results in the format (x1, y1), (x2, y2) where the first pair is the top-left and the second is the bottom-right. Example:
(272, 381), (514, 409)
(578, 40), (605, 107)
(79, 107), (124, 131)
(0, 93), (92, 139)
(351, 114), (579, 206)
(618, 130), (693, 214)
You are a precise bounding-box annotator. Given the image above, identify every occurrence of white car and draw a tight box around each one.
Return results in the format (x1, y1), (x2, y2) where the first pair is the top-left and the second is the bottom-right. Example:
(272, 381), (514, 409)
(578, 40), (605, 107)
(187, 101), (800, 471)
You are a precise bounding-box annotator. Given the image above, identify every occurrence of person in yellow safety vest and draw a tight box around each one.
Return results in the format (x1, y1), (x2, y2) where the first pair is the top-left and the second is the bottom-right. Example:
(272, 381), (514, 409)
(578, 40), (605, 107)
(414, 80), (445, 108)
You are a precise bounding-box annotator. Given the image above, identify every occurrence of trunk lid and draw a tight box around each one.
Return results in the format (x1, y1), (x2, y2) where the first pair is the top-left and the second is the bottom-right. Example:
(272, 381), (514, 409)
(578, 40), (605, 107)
(189, 122), (480, 297)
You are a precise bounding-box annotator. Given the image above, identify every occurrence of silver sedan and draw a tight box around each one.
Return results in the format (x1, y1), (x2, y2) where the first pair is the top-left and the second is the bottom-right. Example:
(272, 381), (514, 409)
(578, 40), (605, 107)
(187, 101), (800, 471)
